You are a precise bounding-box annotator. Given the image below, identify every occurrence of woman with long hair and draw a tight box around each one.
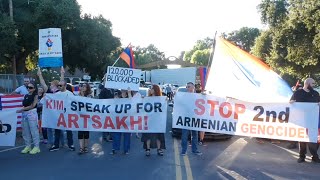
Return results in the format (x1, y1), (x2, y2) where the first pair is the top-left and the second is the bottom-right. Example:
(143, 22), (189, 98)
(141, 84), (166, 156)
(17, 81), (41, 154)
(110, 89), (132, 155)
(78, 83), (93, 154)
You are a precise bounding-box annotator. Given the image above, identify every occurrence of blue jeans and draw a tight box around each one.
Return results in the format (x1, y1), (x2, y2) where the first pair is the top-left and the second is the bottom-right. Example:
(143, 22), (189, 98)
(112, 132), (131, 152)
(181, 129), (198, 154)
(54, 129), (73, 147)
(47, 128), (54, 145)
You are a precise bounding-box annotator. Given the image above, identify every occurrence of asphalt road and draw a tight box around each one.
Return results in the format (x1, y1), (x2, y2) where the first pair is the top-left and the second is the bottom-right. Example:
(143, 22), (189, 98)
(0, 105), (319, 180)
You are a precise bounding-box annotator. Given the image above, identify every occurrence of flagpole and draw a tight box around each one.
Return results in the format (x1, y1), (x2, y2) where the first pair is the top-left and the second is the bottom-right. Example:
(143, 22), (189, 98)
(111, 43), (132, 67)
(206, 31), (217, 71)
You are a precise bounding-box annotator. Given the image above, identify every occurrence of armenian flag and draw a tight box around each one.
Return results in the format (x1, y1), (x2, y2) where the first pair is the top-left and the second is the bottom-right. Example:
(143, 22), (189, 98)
(120, 46), (136, 68)
(199, 67), (207, 90)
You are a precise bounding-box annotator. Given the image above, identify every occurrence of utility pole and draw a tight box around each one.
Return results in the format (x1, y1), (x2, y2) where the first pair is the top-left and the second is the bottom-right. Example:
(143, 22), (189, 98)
(9, 0), (17, 89)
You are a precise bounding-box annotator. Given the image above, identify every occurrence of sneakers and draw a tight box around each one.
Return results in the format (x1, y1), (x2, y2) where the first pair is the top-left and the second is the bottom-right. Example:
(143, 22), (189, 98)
(21, 146), (31, 154)
(124, 151), (129, 155)
(29, 147), (40, 154)
(192, 151), (202, 155)
(181, 152), (187, 156)
(68, 145), (75, 151)
(297, 157), (305, 163)
(311, 158), (320, 163)
(49, 145), (60, 152)
(146, 149), (151, 156)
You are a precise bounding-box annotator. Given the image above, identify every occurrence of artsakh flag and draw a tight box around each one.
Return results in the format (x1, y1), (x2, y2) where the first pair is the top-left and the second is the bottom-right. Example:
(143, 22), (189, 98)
(120, 46), (136, 68)
(205, 38), (293, 102)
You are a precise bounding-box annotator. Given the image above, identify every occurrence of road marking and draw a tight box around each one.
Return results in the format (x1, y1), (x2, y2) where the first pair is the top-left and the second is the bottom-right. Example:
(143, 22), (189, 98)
(272, 144), (312, 160)
(183, 155), (194, 180)
(173, 138), (182, 180)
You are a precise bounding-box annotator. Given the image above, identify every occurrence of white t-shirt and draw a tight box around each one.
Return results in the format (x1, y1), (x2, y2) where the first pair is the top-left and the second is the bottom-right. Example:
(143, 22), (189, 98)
(56, 90), (74, 97)
(15, 85), (28, 95)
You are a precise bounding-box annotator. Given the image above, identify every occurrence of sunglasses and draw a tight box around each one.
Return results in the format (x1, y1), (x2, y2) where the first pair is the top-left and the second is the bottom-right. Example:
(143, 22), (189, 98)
(58, 85), (63, 87)
(27, 86), (34, 89)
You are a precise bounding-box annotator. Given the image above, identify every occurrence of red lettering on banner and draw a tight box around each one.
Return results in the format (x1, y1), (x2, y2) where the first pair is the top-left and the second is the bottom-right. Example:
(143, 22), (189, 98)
(234, 103), (246, 119)
(250, 124), (257, 134)
(207, 100), (219, 116)
(68, 114), (79, 128)
(104, 116), (115, 129)
(92, 115), (102, 129)
(276, 127), (283, 136)
(80, 114), (90, 128)
(46, 100), (53, 109)
(130, 116), (142, 130)
(46, 99), (63, 110)
(219, 102), (232, 118)
(56, 100), (64, 110)
(194, 99), (205, 115)
(57, 113), (66, 128)
(116, 116), (128, 130)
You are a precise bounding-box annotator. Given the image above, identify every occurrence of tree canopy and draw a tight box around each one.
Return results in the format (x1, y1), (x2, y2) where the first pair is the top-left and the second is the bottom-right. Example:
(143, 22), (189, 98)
(184, 37), (213, 66)
(252, 0), (320, 84)
(0, 0), (120, 79)
(223, 27), (261, 52)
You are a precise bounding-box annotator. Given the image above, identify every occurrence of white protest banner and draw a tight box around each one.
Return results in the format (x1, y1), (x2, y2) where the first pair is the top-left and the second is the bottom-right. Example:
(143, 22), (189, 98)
(39, 28), (63, 67)
(105, 66), (141, 91)
(0, 110), (18, 146)
(42, 93), (167, 133)
(173, 92), (320, 143)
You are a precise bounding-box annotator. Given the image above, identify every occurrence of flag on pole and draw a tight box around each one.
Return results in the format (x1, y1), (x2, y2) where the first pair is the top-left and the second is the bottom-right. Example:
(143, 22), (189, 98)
(205, 38), (293, 102)
(120, 46), (136, 68)
(199, 67), (207, 90)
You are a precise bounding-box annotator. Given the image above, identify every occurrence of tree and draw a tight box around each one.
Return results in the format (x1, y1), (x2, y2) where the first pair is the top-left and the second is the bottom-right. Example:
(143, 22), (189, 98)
(0, 13), (17, 72)
(253, 0), (320, 83)
(225, 27), (261, 52)
(0, 0), (120, 79)
(251, 30), (273, 62)
(134, 44), (165, 65)
(184, 37), (213, 64)
(190, 49), (211, 66)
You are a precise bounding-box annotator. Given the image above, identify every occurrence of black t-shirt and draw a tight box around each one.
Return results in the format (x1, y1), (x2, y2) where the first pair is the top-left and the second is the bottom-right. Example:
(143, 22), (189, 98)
(290, 89), (320, 103)
(47, 89), (60, 94)
(22, 94), (37, 108)
(99, 88), (114, 99)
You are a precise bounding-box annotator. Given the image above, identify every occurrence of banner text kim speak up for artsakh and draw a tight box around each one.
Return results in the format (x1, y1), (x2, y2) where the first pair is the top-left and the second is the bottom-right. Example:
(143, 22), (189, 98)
(42, 94), (167, 133)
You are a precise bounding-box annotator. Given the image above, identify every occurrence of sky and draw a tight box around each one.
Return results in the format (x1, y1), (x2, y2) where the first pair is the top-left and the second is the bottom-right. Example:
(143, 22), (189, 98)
(76, 0), (264, 57)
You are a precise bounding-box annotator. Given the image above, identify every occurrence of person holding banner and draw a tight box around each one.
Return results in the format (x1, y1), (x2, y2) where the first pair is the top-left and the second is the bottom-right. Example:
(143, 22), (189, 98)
(37, 67), (63, 146)
(17, 81), (41, 154)
(290, 78), (320, 163)
(49, 80), (75, 152)
(110, 89), (132, 155)
(78, 83), (93, 154)
(141, 84), (166, 156)
(181, 82), (202, 156)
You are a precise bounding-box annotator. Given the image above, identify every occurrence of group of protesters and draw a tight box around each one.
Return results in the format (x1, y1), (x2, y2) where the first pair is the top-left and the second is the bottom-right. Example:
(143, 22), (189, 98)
(10, 67), (320, 163)
(12, 67), (172, 157)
